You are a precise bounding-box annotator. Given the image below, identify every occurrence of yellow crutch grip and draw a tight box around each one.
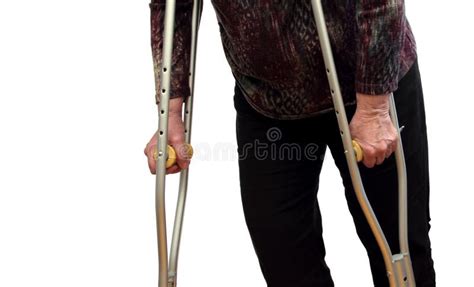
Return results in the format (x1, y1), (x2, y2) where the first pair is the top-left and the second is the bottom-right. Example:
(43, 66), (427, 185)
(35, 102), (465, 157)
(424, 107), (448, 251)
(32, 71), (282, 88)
(153, 144), (194, 168)
(352, 140), (364, 163)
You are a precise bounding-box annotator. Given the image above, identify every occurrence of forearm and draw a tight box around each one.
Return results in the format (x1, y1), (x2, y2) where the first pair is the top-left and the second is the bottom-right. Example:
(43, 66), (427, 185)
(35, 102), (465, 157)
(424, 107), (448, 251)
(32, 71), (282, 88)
(150, 0), (196, 104)
(356, 93), (390, 115)
(162, 97), (184, 115)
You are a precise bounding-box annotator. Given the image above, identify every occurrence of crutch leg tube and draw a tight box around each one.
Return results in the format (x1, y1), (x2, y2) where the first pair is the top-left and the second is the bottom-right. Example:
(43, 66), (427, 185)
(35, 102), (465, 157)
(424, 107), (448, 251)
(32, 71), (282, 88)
(154, 0), (202, 286)
(310, 0), (416, 286)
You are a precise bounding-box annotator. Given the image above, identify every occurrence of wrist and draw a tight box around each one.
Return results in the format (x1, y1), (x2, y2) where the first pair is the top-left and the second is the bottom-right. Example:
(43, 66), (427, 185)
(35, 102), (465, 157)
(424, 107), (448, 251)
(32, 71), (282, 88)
(162, 97), (184, 116)
(356, 93), (390, 116)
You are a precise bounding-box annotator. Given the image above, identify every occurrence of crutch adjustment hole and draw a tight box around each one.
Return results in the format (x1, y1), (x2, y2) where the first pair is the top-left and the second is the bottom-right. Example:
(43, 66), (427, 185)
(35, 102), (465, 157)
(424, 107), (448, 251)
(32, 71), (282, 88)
(326, 68), (330, 73)
(340, 130), (344, 135)
(160, 110), (165, 114)
(162, 89), (166, 94)
(159, 131), (163, 136)
(404, 277), (407, 282)
(335, 110), (339, 115)
(163, 67), (167, 72)
(185, 110), (189, 114)
(331, 90), (335, 94)
(185, 129), (188, 133)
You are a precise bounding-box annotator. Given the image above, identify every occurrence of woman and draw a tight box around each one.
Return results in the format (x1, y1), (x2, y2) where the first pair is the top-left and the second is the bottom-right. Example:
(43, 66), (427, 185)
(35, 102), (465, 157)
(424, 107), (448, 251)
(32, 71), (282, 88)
(144, 1), (436, 286)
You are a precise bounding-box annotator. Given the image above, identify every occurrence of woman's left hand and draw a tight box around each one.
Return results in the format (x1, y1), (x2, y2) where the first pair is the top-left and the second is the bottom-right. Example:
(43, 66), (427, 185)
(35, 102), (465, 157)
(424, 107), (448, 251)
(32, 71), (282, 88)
(349, 93), (398, 168)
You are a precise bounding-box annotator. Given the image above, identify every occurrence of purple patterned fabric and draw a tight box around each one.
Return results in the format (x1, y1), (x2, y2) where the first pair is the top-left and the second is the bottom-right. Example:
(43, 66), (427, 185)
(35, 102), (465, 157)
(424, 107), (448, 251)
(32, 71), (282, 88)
(150, 0), (417, 119)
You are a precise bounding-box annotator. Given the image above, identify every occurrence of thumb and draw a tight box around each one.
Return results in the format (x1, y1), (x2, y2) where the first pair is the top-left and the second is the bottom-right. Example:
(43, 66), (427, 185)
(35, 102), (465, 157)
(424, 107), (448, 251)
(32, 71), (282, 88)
(145, 143), (157, 174)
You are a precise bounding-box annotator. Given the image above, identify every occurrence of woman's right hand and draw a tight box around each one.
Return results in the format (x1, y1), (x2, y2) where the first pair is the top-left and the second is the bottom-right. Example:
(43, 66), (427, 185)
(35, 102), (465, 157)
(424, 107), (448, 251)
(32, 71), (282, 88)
(144, 98), (191, 175)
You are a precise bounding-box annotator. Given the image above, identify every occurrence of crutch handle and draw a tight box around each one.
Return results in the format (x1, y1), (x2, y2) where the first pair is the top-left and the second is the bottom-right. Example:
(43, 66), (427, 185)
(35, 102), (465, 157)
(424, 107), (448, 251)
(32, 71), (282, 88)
(352, 140), (364, 163)
(153, 144), (194, 168)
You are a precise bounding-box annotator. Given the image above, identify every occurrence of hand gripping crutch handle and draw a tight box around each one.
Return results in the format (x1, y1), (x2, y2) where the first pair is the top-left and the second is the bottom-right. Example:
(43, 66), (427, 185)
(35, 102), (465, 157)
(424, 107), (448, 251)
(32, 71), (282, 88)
(153, 144), (194, 168)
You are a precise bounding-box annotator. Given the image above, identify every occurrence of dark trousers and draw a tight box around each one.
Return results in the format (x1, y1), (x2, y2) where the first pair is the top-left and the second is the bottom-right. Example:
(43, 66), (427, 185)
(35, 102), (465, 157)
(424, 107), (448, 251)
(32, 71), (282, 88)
(234, 61), (436, 287)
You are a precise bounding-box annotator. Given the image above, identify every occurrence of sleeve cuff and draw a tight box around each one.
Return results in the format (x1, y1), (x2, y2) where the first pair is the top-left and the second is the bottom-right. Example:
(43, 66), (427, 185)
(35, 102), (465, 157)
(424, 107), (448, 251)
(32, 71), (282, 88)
(155, 72), (190, 104)
(355, 79), (398, 95)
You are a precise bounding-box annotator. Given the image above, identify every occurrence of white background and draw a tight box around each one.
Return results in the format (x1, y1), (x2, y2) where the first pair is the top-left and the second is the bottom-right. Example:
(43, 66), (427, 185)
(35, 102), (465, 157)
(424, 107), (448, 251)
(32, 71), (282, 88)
(0, 1), (472, 286)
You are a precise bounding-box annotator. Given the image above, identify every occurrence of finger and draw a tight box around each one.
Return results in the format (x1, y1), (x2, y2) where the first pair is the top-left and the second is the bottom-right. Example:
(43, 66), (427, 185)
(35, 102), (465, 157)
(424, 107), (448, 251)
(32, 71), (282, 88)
(385, 138), (398, 159)
(173, 143), (191, 170)
(361, 141), (384, 168)
(166, 164), (181, 174)
(357, 142), (375, 168)
(363, 157), (376, 168)
(145, 145), (157, 174)
(387, 128), (399, 156)
(375, 155), (385, 165)
(385, 144), (393, 159)
(391, 139), (398, 154)
(373, 142), (388, 165)
(362, 150), (377, 168)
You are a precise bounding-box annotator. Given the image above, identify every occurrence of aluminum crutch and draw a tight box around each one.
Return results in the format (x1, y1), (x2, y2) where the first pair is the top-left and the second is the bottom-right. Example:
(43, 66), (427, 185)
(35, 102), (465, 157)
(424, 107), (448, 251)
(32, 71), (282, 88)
(310, 1), (416, 286)
(153, 0), (202, 286)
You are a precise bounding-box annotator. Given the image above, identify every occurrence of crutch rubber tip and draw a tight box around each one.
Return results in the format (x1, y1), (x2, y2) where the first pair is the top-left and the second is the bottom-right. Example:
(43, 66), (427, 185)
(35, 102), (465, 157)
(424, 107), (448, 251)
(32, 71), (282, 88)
(352, 140), (364, 162)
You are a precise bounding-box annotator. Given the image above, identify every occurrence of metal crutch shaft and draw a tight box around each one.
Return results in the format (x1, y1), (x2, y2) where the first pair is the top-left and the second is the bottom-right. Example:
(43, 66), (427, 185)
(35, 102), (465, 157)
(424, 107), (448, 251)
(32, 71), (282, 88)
(154, 0), (202, 287)
(168, 1), (202, 286)
(310, 0), (416, 286)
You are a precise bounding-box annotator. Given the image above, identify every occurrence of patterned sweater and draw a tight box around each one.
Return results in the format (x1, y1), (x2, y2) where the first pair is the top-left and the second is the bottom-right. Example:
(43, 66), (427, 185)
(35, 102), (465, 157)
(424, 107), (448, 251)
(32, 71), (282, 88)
(150, 0), (417, 119)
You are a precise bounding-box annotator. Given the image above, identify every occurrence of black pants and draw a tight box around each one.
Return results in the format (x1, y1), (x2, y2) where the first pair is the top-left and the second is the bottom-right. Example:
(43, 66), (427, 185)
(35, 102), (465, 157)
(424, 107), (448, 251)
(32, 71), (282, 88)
(234, 61), (436, 287)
